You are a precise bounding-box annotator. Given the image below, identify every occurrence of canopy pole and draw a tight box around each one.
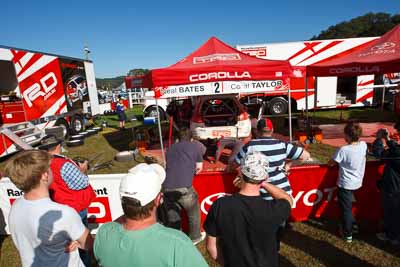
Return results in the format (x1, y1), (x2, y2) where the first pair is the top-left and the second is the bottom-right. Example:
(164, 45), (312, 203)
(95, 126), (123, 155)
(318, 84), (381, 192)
(305, 77), (310, 138)
(288, 86), (292, 142)
(155, 98), (166, 167)
(313, 76), (317, 121)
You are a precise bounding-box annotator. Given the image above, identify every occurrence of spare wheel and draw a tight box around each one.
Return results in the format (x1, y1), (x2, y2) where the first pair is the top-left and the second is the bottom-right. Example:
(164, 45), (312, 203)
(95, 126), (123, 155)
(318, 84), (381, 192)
(79, 131), (89, 138)
(87, 129), (97, 136)
(66, 139), (84, 147)
(69, 135), (83, 141)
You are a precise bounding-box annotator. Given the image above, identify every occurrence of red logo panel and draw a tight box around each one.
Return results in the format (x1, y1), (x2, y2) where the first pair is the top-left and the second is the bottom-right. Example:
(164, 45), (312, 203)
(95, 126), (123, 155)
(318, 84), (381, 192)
(88, 197), (112, 224)
(17, 58), (65, 121)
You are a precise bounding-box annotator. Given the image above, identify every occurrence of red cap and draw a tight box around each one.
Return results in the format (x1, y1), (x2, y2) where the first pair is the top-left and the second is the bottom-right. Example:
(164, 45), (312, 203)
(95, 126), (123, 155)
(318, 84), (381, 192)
(257, 118), (274, 131)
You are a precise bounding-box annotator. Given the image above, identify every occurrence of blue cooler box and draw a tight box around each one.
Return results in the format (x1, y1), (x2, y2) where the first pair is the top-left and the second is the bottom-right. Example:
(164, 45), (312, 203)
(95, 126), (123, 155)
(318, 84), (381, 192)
(143, 117), (156, 125)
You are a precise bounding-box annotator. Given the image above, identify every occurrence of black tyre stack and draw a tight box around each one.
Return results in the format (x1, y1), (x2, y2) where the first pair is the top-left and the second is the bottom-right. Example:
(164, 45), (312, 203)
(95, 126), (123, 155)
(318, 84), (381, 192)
(65, 127), (102, 147)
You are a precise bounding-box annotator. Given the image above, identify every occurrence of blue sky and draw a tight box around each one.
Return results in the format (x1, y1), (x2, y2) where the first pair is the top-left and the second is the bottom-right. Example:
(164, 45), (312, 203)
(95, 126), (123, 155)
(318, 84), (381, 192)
(1, 0), (399, 78)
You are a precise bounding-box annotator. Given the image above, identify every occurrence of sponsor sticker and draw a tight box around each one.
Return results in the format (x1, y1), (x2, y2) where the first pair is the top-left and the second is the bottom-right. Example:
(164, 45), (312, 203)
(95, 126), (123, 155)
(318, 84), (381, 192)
(239, 47), (267, 57)
(193, 53), (241, 64)
(212, 130), (232, 137)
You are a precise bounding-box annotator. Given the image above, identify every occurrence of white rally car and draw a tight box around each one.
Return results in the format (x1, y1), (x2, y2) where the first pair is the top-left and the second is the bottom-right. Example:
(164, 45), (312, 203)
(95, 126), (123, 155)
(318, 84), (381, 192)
(190, 95), (251, 140)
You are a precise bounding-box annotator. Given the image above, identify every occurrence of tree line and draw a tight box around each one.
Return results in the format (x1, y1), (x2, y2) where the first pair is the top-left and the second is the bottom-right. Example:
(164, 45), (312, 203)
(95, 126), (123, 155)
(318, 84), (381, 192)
(311, 12), (400, 40)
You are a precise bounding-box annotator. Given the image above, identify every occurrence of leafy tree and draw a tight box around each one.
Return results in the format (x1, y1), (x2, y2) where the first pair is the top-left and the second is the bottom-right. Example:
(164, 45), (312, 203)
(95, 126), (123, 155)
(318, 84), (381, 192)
(311, 12), (400, 40)
(127, 68), (150, 76)
(95, 70), (150, 90)
(96, 76), (124, 90)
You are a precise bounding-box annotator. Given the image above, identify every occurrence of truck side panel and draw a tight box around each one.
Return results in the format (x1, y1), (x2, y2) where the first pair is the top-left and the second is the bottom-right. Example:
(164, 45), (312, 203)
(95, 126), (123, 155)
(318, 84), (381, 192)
(14, 53), (66, 122)
(237, 37), (378, 110)
(0, 46), (97, 157)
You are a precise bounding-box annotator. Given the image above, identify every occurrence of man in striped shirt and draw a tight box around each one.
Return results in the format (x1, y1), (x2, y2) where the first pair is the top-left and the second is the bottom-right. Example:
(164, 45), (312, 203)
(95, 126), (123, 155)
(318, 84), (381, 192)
(231, 118), (311, 250)
(232, 118), (311, 199)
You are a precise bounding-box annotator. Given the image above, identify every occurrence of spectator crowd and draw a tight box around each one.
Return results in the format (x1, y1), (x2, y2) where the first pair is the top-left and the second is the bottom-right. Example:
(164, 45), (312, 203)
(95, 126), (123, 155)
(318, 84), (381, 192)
(2, 119), (400, 267)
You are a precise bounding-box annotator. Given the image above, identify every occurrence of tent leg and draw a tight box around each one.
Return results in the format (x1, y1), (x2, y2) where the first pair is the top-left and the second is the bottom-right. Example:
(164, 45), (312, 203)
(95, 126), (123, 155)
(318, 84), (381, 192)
(155, 99), (166, 166)
(305, 77), (310, 140)
(288, 87), (292, 142)
(381, 86), (386, 111)
(313, 77), (317, 123)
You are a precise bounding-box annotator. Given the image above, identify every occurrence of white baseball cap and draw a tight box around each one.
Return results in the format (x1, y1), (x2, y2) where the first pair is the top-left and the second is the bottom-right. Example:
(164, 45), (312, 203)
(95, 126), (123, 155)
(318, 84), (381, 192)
(120, 163), (166, 206)
(240, 151), (269, 181)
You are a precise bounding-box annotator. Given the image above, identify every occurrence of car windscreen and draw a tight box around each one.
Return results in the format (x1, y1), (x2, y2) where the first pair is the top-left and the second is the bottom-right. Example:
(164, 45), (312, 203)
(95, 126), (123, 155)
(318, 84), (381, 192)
(75, 77), (84, 84)
(201, 98), (239, 116)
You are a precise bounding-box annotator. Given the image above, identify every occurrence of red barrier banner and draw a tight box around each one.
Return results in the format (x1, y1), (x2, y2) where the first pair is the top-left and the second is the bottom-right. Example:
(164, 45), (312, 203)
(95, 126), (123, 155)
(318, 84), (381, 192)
(0, 162), (384, 235)
(194, 161), (384, 224)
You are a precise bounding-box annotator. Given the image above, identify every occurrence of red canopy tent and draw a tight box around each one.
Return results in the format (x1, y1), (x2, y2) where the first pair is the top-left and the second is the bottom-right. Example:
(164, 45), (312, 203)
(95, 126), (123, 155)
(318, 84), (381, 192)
(307, 24), (400, 77)
(302, 25), (400, 141)
(124, 75), (145, 89)
(144, 37), (296, 98)
(143, 37), (297, 164)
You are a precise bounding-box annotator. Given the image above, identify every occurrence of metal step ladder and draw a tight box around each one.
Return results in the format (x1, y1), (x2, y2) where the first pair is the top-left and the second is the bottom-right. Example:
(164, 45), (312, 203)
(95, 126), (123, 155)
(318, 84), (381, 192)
(0, 122), (45, 151)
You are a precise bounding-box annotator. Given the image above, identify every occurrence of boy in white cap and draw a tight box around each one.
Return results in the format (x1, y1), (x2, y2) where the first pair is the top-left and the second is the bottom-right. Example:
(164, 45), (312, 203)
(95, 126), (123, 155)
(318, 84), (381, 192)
(94, 163), (207, 267)
(204, 151), (293, 267)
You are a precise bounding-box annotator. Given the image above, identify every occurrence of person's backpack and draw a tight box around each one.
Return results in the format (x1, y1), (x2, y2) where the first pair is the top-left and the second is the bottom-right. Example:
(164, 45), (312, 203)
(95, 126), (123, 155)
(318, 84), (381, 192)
(157, 191), (182, 230)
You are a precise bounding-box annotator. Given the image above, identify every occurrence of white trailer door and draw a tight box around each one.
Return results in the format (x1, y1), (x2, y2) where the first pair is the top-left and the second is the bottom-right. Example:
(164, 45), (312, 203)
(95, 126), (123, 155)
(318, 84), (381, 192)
(84, 61), (100, 115)
(315, 77), (337, 107)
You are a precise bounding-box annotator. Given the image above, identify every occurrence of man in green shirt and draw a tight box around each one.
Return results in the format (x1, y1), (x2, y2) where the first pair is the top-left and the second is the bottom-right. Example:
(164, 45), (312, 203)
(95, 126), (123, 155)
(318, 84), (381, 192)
(94, 163), (208, 267)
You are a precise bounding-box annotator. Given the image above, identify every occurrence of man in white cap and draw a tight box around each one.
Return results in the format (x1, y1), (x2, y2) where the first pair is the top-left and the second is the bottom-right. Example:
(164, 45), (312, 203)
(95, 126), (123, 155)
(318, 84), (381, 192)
(204, 151), (293, 267)
(93, 163), (208, 267)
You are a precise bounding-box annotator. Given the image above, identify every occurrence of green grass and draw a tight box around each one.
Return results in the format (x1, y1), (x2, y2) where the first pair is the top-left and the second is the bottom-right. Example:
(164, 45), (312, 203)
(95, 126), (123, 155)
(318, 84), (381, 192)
(303, 107), (397, 125)
(94, 105), (144, 129)
(64, 128), (141, 174)
(305, 143), (337, 164)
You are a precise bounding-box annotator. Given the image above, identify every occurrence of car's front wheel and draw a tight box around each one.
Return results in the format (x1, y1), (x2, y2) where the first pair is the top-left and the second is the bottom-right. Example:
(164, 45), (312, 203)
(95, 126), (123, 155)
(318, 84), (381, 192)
(145, 106), (165, 121)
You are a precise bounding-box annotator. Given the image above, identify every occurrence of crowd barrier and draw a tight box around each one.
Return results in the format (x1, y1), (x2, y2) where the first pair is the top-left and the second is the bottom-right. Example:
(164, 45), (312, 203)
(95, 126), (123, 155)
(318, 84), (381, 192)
(0, 161), (384, 234)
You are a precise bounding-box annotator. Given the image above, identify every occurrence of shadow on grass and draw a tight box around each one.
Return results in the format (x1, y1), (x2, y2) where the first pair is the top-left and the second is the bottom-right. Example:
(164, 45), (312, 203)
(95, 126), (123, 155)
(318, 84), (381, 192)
(357, 234), (400, 258)
(304, 218), (400, 260)
(0, 208), (6, 257)
(102, 129), (135, 152)
(279, 255), (296, 267)
(282, 227), (375, 267)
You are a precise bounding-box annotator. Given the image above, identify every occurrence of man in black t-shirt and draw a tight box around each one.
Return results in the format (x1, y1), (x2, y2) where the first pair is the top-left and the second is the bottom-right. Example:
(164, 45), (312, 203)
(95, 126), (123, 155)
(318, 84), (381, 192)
(204, 151), (293, 267)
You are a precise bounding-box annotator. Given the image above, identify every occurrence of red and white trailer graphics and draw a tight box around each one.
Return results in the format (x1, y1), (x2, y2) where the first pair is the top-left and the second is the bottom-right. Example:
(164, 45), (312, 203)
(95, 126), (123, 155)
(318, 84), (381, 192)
(0, 46), (100, 157)
(236, 37), (398, 113)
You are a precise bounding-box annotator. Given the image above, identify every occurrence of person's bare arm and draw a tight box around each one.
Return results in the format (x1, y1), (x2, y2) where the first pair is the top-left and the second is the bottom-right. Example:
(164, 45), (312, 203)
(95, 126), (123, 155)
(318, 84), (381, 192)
(226, 161), (239, 173)
(261, 182), (293, 207)
(195, 162), (203, 174)
(77, 228), (93, 251)
(78, 160), (89, 174)
(206, 235), (224, 265)
(327, 159), (338, 167)
(298, 149), (311, 161)
(206, 235), (217, 259)
(65, 228), (93, 252)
